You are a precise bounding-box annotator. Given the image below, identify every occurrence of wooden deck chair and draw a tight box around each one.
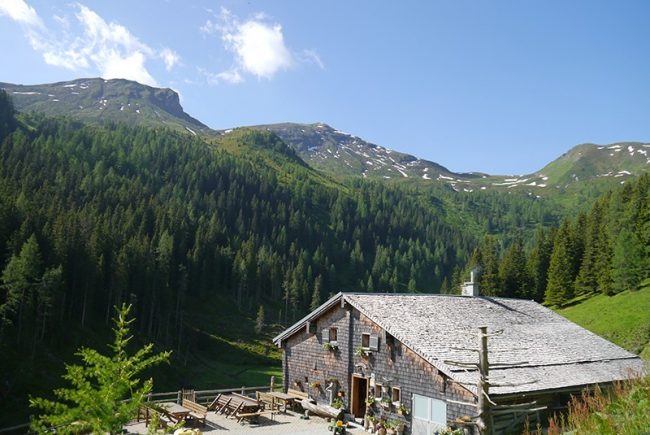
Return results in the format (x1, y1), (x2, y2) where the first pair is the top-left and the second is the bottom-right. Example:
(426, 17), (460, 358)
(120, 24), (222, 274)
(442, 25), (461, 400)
(227, 401), (243, 418)
(218, 397), (232, 414)
(207, 393), (222, 411)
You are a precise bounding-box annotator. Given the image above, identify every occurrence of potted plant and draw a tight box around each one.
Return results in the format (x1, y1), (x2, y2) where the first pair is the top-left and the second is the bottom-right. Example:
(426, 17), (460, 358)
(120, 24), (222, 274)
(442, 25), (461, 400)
(309, 381), (321, 389)
(397, 402), (408, 415)
(385, 419), (399, 435)
(367, 415), (377, 433)
(380, 396), (392, 408)
(323, 342), (337, 351)
(331, 397), (344, 409)
(355, 346), (371, 357)
(375, 419), (387, 435)
(365, 393), (376, 407)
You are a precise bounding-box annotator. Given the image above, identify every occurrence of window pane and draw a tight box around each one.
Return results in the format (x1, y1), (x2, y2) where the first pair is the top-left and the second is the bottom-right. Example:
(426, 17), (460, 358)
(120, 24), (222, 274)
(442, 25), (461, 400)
(329, 328), (338, 342)
(413, 394), (429, 420)
(430, 399), (447, 425)
(362, 333), (370, 348)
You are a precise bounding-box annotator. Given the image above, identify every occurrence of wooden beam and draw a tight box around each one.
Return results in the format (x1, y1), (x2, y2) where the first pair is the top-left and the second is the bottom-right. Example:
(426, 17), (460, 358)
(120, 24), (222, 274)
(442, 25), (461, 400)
(446, 398), (478, 407)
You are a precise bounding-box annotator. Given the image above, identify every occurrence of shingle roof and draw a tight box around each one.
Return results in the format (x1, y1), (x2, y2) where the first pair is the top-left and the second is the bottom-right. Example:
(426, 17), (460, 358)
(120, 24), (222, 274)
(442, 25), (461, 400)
(274, 292), (646, 396)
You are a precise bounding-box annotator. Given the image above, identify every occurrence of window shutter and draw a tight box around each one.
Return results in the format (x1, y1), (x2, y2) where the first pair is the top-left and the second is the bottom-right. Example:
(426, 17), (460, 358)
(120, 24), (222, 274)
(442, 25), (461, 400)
(321, 329), (330, 343)
(369, 335), (379, 351)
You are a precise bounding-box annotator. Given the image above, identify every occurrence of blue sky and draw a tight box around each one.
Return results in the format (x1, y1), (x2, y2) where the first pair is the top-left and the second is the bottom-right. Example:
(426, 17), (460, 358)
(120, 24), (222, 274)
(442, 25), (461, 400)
(1, 0), (649, 174)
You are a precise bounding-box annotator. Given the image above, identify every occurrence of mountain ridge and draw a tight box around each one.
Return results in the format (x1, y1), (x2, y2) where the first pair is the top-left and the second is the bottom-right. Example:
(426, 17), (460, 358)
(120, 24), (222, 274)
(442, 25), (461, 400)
(0, 77), (210, 134)
(2, 77), (649, 193)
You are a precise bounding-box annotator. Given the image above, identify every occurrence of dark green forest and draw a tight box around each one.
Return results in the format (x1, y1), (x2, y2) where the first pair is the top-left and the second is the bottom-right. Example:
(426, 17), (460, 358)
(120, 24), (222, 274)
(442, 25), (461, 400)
(0, 91), (480, 418)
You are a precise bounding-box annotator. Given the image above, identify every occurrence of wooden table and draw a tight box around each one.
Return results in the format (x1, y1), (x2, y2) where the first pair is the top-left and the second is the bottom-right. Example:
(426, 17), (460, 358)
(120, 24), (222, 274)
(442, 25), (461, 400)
(159, 402), (192, 421)
(267, 392), (296, 412)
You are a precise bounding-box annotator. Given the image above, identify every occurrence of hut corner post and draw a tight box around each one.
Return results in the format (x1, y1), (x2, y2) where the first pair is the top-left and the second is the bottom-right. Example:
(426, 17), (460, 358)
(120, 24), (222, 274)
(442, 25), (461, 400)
(477, 326), (493, 435)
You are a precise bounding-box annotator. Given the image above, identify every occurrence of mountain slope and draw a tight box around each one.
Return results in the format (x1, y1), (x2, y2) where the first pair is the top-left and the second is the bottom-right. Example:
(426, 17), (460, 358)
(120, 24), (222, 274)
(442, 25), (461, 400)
(535, 142), (650, 187)
(3, 77), (649, 200)
(249, 122), (466, 181)
(253, 122), (650, 196)
(0, 78), (210, 134)
(557, 285), (650, 359)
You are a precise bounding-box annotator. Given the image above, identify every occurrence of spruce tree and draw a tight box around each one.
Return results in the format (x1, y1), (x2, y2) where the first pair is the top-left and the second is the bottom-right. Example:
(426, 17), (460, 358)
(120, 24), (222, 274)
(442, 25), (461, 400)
(310, 275), (323, 311)
(30, 304), (170, 434)
(545, 225), (575, 306)
(499, 238), (531, 298)
(255, 305), (265, 334)
(611, 228), (644, 293)
(527, 227), (553, 302)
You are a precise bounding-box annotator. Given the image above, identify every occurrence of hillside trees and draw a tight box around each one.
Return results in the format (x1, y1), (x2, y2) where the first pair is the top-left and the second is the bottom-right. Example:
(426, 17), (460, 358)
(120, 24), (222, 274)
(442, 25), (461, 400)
(463, 173), (650, 306)
(0, 96), (473, 359)
(0, 90), (16, 140)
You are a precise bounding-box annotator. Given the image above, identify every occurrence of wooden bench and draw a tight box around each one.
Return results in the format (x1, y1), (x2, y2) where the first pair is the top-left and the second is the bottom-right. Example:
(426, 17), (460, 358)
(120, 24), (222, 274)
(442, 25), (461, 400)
(182, 399), (207, 426)
(287, 388), (309, 401)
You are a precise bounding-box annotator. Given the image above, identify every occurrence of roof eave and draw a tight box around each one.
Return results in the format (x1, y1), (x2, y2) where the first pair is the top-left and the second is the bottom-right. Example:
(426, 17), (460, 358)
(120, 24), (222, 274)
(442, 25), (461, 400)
(272, 292), (346, 346)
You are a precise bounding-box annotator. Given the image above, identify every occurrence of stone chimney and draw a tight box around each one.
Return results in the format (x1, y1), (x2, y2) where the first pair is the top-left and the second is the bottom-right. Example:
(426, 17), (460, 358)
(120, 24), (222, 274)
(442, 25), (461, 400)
(461, 269), (479, 297)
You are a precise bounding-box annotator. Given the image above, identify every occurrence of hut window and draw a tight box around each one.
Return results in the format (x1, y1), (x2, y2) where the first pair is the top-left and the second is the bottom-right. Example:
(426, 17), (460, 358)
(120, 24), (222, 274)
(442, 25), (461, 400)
(369, 335), (379, 351)
(329, 327), (338, 344)
(392, 387), (401, 403)
(361, 333), (370, 349)
(374, 383), (382, 398)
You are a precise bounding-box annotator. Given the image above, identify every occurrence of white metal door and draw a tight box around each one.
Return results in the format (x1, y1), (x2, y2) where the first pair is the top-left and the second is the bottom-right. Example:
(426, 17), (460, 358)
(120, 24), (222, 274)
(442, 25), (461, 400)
(411, 394), (447, 435)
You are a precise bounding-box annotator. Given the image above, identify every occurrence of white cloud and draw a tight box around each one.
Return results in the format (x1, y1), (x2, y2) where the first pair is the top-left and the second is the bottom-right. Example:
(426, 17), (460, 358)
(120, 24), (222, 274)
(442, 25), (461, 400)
(201, 8), (320, 85)
(302, 49), (324, 70)
(0, 0), (42, 27)
(216, 69), (243, 84)
(198, 66), (242, 86)
(160, 48), (180, 71)
(223, 19), (292, 79)
(1, 1), (181, 86)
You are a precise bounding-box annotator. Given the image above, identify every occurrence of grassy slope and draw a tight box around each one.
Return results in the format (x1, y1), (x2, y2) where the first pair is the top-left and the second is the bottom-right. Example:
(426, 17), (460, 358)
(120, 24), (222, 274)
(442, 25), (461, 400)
(557, 284), (650, 359)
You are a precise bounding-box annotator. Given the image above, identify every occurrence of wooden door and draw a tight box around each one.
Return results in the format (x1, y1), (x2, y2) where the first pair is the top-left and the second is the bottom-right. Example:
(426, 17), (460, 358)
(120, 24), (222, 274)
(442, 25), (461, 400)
(351, 375), (368, 418)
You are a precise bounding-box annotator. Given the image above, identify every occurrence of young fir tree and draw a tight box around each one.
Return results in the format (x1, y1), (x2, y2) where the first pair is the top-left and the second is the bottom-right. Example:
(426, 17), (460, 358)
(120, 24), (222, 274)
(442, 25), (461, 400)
(310, 275), (323, 311)
(544, 223), (576, 306)
(30, 304), (170, 434)
(498, 237), (531, 298)
(255, 305), (265, 334)
(477, 236), (501, 296)
(611, 228), (645, 293)
(575, 202), (605, 296)
(527, 227), (554, 302)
